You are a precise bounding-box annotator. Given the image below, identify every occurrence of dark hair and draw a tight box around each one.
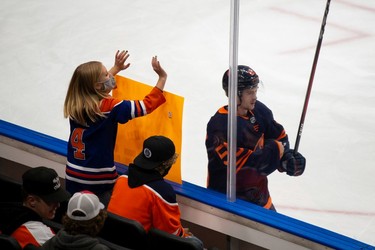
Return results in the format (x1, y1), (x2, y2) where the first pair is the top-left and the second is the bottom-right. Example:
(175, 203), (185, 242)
(21, 187), (47, 203)
(21, 187), (30, 201)
(62, 209), (108, 237)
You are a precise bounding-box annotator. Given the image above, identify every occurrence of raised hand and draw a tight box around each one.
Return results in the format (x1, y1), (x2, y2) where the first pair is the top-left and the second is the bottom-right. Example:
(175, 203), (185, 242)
(114, 50), (130, 71)
(151, 56), (167, 91)
(151, 56), (167, 79)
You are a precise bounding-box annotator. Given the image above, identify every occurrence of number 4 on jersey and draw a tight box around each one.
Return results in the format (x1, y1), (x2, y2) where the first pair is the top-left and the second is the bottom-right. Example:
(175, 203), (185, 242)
(71, 128), (85, 160)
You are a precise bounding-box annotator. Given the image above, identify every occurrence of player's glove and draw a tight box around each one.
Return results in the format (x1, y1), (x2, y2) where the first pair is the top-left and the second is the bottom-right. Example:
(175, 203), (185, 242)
(278, 149), (306, 176)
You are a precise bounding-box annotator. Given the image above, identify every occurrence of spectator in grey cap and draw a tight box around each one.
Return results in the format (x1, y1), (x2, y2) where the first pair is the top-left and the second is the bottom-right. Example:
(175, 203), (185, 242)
(0, 166), (71, 248)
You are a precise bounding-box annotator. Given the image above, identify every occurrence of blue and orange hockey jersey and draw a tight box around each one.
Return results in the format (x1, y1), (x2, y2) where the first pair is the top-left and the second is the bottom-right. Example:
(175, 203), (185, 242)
(205, 101), (288, 209)
(65, 87), (166, 195)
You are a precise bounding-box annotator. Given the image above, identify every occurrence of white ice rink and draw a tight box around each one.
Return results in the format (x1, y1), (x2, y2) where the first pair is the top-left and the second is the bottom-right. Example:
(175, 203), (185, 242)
(0, 0), (374, 247)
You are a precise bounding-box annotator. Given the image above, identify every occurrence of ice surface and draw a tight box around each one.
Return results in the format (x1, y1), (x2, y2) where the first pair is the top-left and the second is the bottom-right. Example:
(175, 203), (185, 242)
(0, 0), (374, 246)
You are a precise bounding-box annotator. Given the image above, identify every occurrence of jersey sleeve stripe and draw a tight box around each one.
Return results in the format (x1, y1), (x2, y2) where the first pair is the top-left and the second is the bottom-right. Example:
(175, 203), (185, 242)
(143, 184), (179, 207)
(67, 161), (116, 172)
(66, 175), (117, 185)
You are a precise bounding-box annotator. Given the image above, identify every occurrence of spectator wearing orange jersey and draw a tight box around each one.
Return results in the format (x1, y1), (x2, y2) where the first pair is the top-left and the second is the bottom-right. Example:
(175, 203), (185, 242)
(108, 135), (203, 248)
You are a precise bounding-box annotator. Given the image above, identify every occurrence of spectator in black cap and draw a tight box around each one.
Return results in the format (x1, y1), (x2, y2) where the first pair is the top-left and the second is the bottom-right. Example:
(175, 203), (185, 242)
(1, 166), (71, 248)
(108, 135), (204, 248)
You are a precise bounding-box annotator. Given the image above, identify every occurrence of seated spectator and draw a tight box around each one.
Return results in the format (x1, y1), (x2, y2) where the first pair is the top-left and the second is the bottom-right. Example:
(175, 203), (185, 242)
(108, 135), (203, 247)
(0, 166), (71, 248)
(42, 191), (109, 250)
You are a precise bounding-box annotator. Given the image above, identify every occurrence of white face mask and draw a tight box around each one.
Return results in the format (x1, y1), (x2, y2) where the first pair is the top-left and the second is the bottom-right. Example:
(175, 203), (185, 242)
(102, 75), (116, 91)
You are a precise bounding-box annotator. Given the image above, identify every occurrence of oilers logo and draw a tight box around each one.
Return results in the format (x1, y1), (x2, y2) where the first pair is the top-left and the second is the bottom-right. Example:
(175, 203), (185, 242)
(144, 148), (152, 158)
(250, 116), (256, 124)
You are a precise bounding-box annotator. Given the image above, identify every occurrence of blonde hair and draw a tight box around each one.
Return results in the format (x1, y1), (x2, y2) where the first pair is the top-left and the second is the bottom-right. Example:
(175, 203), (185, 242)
(63, 61), (108, 126)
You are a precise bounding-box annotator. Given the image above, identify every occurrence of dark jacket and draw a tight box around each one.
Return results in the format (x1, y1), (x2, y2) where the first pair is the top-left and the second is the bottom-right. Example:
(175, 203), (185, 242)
(42, 229), (110, 250)
(0, 202), (42, 235)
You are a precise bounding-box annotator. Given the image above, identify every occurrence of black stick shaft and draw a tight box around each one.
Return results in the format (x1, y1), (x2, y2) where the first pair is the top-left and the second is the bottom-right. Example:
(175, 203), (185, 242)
(294, 0), (331, 154)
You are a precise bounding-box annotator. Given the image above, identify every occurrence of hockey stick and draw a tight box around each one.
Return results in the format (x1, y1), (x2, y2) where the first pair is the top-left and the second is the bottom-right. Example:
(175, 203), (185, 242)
(294, 0), (331, 154)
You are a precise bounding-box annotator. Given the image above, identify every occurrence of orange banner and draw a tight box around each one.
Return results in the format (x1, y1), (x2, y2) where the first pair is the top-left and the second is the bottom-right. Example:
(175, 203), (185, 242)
(113, 75), (184, 184)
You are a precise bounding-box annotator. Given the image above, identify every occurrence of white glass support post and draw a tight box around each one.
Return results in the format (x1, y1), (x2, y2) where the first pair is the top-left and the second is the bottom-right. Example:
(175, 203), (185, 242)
(227, 0), (240, 203)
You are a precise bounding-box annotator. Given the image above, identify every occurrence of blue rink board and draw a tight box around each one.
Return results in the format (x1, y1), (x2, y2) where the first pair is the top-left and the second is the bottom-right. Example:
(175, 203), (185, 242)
(0, 119), (373, 250)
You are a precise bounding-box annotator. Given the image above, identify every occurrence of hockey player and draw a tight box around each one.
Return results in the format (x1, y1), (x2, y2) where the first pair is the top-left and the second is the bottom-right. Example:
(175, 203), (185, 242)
(205, 65), (306, 211)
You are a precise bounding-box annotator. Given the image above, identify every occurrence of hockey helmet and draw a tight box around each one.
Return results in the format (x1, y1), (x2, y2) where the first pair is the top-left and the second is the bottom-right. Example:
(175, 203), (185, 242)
(222, 65), (259, 96)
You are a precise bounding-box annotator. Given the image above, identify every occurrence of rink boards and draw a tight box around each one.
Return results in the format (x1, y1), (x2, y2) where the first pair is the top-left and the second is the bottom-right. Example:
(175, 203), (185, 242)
(0, 119), (372, 250)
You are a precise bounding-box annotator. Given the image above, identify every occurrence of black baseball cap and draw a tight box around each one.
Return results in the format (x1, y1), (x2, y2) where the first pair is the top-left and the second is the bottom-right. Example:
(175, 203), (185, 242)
(134, 136), (175, 170)
(22, 166), (71, 203)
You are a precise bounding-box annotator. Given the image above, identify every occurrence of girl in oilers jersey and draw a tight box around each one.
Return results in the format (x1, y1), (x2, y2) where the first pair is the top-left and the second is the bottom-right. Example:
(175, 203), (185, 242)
(206, 65), (306, 211)
(63, 50), (167, 206)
